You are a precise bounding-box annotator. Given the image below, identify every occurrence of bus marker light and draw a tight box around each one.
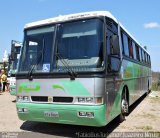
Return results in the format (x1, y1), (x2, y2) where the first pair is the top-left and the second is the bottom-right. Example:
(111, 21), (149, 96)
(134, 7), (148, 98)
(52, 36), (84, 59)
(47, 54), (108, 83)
(23, 108), (28, 113)
(17, 108), (28, 113)
(17, 108), (23, 112)
(96, 97), (103, 104)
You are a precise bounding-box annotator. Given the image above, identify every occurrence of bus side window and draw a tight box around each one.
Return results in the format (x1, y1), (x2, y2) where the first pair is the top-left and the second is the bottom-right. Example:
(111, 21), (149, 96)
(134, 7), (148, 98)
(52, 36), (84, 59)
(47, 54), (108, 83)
(132, 41), (137, 60)
(146, 53), (148, 64)
(147, 55), (150, 65)
(142, 50), (145, 63)
(128, 38), (133, 58)
(120, 31), (124, 55)
(139, 47), (142, 62)
(144, 52), (147, 63)
(149, 56), (151, 65)
(122, 32), (129, 57)
(135, 44), (140, 61)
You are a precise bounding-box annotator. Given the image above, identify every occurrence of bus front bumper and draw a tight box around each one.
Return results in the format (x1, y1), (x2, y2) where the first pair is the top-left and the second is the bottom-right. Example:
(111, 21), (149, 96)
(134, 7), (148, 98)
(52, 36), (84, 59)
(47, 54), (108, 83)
(16, 102), (106, 127)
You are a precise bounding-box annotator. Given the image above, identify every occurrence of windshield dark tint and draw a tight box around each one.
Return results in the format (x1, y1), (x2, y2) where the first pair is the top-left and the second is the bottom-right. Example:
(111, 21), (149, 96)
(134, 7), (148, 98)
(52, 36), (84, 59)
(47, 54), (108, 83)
(55, 19), (104, 71)
(19, 26), (55, 72)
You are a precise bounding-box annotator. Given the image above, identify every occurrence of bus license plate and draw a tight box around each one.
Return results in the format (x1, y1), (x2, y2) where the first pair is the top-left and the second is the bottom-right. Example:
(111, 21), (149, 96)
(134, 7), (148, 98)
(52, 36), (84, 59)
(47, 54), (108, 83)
(44, 111), (59, 117)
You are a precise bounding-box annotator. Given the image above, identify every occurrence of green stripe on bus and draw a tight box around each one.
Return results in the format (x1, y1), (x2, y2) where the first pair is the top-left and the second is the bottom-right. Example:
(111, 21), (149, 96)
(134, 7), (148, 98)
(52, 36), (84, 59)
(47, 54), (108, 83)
(18, 82), (41, 93)
(52, 85), (65, 91)
(53, 80), (91, 96)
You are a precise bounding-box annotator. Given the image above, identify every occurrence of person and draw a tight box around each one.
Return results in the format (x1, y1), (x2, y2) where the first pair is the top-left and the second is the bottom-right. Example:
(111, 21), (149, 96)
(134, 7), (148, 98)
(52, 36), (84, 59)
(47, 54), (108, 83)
(0, 70), (2, 92)
(1, 70), (7, 92)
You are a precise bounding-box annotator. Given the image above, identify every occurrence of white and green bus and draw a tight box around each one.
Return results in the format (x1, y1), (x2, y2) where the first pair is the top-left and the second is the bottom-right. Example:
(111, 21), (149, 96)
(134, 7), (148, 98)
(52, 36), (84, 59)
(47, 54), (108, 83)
(8, 40), (22, 95)
(16, 11), (151, 126)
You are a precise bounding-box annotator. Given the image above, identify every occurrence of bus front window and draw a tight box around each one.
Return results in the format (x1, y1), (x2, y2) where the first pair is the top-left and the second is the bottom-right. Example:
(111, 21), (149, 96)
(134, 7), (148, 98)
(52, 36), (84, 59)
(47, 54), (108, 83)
(19, 26), (55, 72)
(55, 19), (104, 72)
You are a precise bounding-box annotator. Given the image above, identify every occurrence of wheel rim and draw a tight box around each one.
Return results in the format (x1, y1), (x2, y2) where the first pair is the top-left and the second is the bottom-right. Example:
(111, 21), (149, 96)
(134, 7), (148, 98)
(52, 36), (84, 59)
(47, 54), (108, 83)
(121, 99), (128, 114)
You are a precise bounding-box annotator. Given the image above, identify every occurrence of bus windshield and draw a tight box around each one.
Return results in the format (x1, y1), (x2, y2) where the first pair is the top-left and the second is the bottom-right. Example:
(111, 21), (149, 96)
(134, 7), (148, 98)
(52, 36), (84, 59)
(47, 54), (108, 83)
(55, 18), (104, 72)
(19, 26), (55, 72)
(19, 19), (104, 73)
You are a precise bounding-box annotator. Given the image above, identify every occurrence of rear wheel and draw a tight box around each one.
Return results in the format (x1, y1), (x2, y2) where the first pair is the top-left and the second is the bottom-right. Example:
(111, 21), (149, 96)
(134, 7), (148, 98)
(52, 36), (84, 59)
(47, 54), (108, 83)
(146, 81), (151, 96)
(119, 90), (129, 122)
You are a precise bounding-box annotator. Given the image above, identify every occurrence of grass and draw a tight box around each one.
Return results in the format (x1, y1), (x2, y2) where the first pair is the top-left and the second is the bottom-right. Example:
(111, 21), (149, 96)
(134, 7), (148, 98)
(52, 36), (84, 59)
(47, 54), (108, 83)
(151, 82), (160, 91)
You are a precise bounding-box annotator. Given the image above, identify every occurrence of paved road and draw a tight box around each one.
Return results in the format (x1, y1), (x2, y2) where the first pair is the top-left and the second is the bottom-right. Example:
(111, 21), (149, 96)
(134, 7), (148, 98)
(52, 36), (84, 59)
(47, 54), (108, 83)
(0, 91), (159, 138)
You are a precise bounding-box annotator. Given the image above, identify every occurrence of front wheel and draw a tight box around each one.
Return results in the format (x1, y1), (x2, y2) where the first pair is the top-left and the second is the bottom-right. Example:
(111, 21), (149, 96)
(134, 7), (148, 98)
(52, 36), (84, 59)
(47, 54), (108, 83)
(119, 92), (129, 122)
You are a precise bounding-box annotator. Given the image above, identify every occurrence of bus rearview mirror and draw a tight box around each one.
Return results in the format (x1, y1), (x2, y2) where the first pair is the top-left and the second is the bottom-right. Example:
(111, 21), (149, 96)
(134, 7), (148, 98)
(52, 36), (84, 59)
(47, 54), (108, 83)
(108, 55), (120, 72)
(110, 34), (120, 55)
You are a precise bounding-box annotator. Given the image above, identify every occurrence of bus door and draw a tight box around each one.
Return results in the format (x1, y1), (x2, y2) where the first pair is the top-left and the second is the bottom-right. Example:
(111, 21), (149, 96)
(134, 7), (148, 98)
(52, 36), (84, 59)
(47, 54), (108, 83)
(105, 27), (121, 119)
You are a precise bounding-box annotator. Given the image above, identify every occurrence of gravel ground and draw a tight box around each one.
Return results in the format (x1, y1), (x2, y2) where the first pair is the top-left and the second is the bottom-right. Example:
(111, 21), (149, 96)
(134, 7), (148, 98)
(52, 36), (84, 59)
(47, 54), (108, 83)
(0, 91), (160, 138)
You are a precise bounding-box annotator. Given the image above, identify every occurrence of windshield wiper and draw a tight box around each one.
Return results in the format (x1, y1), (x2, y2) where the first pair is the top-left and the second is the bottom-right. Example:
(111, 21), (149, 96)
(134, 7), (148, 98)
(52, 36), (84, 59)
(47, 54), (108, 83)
(55, 53), (77, 80)
(28, 40), (45, 80)
(28, 51), (43, 80)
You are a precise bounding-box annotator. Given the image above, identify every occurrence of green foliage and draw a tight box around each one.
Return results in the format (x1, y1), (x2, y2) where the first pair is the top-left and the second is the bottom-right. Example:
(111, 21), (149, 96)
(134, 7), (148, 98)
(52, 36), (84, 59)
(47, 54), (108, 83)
(152, 72), (160, 91)
(152, 82), (160, 91)
(144, 46), (147, 50)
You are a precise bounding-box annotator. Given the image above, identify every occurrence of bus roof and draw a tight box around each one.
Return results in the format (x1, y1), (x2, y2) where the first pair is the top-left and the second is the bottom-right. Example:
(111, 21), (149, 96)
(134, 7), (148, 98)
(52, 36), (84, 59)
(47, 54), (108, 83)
(24, 11), (149, 55)
(24, 11), (118, 29)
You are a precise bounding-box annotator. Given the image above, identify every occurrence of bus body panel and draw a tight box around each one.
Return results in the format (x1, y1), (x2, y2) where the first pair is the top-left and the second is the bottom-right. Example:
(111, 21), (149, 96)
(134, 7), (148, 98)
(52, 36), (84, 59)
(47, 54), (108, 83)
(16, 78), (108, 127)
(17, 78), (96, 97)
(16, 102), (107, 127)
(121, 59), (152, 105)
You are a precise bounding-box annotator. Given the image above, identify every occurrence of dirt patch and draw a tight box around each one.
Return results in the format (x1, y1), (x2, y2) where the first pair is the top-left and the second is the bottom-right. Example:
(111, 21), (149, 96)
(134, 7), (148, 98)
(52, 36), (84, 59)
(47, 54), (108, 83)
(114, 91), (160, 132)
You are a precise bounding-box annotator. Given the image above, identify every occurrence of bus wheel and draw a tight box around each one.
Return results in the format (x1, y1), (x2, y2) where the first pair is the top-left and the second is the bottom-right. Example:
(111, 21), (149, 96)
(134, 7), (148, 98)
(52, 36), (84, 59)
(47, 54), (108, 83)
(146, 81), (151, 95)
(119, 92), (129, 122)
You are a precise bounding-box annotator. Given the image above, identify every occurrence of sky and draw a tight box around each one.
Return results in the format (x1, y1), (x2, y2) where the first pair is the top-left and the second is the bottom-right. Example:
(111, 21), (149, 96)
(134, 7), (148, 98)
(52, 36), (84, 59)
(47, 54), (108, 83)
(0, 0), (160, 71)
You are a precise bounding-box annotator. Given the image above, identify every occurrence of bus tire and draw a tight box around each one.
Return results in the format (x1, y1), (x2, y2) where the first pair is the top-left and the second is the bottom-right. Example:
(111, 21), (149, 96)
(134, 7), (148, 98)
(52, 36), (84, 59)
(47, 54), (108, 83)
(119, 89), (129, 122)
(146, 80), (151, 96)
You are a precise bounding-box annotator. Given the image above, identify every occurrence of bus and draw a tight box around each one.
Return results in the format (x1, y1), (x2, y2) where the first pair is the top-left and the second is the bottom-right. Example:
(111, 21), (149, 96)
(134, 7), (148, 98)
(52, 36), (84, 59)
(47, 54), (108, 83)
(16, 11), (151, 126)
(9, 40), (22, 95)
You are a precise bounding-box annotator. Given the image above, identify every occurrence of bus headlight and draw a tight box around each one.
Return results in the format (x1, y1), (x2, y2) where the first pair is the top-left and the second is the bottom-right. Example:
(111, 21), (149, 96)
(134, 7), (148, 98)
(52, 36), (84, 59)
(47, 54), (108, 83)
(77, 97), (103, 104)
(78, 97), (93, 103)
(17, 96), (30, 102)
(23, 96), (30, 101)
(78, 97), (86, 103)
(17, 96), (23, 102)
(86, 97), (94, 103)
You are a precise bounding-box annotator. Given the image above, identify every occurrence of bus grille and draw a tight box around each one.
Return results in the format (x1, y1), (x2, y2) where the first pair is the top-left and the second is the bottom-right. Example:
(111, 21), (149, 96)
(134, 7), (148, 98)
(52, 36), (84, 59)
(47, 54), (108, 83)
(31, 96), (73, 103)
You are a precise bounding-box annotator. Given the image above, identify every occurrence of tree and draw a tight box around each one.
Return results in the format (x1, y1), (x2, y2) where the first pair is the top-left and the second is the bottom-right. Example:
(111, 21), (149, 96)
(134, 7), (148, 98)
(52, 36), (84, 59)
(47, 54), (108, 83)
(144, 46), (147, 50)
